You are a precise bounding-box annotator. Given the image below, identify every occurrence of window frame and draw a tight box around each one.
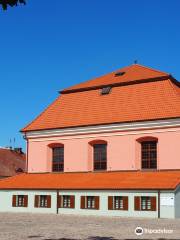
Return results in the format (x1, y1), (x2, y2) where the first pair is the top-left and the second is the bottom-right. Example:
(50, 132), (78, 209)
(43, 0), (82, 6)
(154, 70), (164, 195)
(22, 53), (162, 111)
(48, 143), (64, 172)
(108, 196), (128, 211)
(140, 196), (152, 211)
(34, 195), (51, 208)
(114, 196), (124, 210)
(81, 196), (99, 210)
(86, 196), (96, 209)
(62, 195), (71, 208)
(136, 137), (158, 170)
(141, 141), (157, 169)
(39, 195), (48, 208)
(17, 195), (25, 207)
(12, 195), (28, 208)
(134, 196), (156, 211)
(93, 143), (107, 171)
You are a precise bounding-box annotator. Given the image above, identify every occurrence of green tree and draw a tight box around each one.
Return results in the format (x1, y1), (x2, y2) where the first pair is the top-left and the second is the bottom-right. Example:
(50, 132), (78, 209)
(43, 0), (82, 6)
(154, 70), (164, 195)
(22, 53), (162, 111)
(0, 0), (26, 10)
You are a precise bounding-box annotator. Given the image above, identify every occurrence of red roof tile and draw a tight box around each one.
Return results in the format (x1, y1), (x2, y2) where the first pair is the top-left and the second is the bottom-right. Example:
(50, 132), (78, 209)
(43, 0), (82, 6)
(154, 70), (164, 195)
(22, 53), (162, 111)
(0, 148), (26, 177)
(22, 64), (180, 132)
(62, 64), (169, 93)
(0, 171), (180, 190)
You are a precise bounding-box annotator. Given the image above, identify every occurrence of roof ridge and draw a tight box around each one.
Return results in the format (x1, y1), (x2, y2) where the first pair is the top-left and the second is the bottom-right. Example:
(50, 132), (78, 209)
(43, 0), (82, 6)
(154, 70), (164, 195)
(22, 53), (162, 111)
(133, 64), (169, 75)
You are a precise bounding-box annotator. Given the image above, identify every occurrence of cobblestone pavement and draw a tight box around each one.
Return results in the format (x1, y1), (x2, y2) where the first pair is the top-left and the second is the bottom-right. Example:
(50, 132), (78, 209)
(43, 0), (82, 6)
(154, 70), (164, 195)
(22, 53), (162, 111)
(0, 213), (179, 240)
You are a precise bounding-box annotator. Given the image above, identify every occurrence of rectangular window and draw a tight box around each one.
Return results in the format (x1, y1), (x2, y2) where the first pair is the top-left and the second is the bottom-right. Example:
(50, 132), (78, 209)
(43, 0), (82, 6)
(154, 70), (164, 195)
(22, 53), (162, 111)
(87, 196), (95, 209)
(134, 196), (156, 211)
(12, 195), (28, 207)
(58, 195), (75, 208)
(114, 196), (124, 210)
(94, 144), (107, 170)
(141, 197), (152, 210)
(141, 141), (157, 169)
(52, 147), (64, 172)
(81, 196), (99, 210)
(63, 195), (71, 208)
(34, 195), (51, 208)
(40, 195), (48, 208)
(108, 196), (128, 210)
(17, 195), (25, 207)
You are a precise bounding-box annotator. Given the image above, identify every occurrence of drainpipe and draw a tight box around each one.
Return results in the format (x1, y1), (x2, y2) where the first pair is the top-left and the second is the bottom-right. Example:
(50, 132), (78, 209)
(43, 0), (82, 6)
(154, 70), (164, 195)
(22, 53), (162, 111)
(23, 133), (29, 173)
(158, 190), (160, 218)
(56, 190), (59, 214)
(26, 138), (29, 173)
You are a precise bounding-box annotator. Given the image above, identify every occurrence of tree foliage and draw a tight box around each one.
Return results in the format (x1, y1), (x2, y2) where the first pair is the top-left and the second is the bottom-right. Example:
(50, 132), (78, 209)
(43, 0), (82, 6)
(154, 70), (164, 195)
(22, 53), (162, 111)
(0, 0), (26, 10)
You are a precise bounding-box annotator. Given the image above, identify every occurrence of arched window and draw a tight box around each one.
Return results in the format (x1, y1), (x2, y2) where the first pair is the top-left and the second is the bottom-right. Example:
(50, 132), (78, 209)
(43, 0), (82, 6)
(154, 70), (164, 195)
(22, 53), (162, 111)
(89, 140), (107, 171)
(48, 143), (64, 172)
(137, 137), (158, 170)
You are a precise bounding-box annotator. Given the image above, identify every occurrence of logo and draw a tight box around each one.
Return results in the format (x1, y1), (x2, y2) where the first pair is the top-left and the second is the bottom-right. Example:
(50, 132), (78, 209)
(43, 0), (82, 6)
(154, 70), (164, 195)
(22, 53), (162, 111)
(135, 227), (144, 236)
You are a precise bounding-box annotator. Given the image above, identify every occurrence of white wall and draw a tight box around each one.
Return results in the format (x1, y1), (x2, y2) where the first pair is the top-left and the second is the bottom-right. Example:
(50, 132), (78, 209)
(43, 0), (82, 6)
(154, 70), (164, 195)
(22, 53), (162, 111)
(0, 189), (177, 218)
(160, 191), (175, 219)
(57, 190), (159, 218)
(0, 190), (57, 214)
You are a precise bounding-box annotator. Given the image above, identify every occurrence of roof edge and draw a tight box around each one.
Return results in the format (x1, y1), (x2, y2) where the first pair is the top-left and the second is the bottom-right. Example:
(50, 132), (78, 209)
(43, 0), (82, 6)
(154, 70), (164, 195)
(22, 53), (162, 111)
(21, 116), (180, 133)
(60, 75), (171, 94)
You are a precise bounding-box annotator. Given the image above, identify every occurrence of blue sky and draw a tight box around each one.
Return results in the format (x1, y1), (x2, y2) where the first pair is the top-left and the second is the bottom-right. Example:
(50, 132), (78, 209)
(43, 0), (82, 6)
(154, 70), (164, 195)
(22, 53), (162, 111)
(0, 0), (180, 150)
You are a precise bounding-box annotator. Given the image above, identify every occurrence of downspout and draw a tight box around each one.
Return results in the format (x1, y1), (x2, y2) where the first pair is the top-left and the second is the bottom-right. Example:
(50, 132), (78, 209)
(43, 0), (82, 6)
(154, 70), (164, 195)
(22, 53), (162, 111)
(56, 189), (59, 214)
(26, 138), (29, 173)
(23, 133), (29, 173)
(158, 190), (160, 218)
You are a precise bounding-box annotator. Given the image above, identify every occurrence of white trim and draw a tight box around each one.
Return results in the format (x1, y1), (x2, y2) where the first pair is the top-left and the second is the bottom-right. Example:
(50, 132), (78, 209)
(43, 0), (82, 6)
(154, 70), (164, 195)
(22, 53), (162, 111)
(24, 118), (180, 139)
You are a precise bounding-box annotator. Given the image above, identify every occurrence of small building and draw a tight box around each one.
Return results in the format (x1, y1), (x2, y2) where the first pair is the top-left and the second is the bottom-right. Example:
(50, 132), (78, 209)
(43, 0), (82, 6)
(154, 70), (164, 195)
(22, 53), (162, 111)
(0, 63), (180, 218)
(0, 147), (26, 178)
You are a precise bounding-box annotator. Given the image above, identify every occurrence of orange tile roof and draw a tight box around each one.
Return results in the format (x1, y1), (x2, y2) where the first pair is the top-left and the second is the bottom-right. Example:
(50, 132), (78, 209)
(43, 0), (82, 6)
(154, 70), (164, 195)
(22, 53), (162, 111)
(61, 64), (169, 93)
(22, 64), (180, 132)
(0, 148), (26, 177)
(0, 171), (180, 190)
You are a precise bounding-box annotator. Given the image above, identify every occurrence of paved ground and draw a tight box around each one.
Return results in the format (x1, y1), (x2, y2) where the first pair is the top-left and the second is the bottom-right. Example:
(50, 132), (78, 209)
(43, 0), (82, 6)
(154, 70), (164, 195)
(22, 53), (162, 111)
(0, 213), (180, 240)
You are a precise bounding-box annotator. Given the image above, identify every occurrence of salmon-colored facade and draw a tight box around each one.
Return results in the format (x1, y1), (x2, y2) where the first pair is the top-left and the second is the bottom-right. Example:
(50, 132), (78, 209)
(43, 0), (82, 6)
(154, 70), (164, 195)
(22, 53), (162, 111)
(27, 125), (180, 173)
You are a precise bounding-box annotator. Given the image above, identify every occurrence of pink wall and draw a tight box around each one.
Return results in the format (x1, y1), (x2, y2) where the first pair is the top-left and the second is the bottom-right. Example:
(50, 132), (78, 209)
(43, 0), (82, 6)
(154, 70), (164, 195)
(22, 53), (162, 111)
(27, 127), (180, 173)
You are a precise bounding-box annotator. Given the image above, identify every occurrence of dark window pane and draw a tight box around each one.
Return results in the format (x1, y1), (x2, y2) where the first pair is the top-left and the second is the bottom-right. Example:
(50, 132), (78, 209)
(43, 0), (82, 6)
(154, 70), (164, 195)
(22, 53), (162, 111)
(17, 195), (25, 207)
(141, 141), (157, 169)
(93, 144), (107, 170)
(141, 197), (151, 210)
(86, 196), (95, 209)
(40, 195), (48, 208)
(52, 147), (64, 172)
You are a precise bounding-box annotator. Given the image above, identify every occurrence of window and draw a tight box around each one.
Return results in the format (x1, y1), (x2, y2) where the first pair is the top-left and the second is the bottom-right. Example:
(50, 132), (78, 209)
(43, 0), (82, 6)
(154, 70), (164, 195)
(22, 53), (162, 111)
(114, 71), (125, 77)
(81, 196), (99, 210)
(141, 197), (151, 210)
(34, 195), (51, 208)
(63, 195), (71, 208)
(40, 195), (48, 208)
(114, 196), (124, 209)
(12, 195), (28, 207)
(108, 196), (128, 210)
(58, 195), (75, 208)
(93, 144), (107, 170)
(134, 196), (156, 211)
(17, 195), (25, 207)
(52, 147), (64, 172)
(87, 196), (95, 209)
(141, 141), (157, 169)
(101, 86), (111, 95)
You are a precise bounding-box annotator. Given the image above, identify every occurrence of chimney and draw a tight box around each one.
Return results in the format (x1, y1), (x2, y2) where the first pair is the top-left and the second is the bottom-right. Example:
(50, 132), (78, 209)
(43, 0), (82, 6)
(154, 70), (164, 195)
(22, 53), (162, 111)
(14, 148), (23, 154)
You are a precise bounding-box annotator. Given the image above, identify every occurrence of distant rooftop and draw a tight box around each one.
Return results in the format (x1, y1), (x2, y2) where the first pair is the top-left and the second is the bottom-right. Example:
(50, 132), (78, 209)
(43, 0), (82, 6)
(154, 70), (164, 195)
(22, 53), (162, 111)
(0, 147), (26, 177)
